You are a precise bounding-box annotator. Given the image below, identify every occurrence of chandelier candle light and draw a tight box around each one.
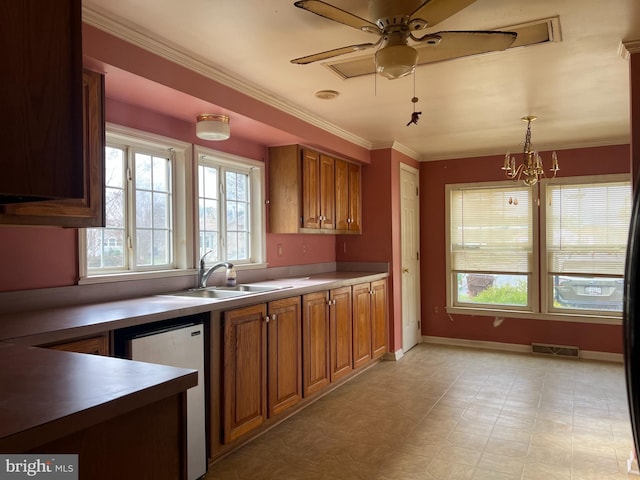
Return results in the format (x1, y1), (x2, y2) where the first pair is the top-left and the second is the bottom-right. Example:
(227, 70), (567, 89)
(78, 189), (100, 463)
(502, 116), (559, 186)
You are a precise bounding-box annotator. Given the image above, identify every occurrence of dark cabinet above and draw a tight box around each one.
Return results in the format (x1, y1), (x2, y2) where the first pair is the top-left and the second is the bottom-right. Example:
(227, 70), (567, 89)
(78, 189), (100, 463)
(0, 0), (84, 204)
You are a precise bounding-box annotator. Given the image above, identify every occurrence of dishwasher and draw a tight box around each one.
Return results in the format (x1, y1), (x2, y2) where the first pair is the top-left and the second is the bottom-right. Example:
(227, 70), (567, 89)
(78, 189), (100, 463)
(114, 314), (207, 480)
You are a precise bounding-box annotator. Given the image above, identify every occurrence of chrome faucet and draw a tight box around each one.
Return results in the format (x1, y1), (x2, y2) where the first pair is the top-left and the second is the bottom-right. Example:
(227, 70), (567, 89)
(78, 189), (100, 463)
(197, 251), (233, 288)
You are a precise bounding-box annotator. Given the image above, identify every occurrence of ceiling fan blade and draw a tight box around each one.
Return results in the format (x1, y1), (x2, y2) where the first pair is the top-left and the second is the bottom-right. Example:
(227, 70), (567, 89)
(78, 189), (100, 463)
(294, 0), (380, 33)
(413, 31), (517, 64)
(291, 42), (378, 64)
(409, 0), (478, 28)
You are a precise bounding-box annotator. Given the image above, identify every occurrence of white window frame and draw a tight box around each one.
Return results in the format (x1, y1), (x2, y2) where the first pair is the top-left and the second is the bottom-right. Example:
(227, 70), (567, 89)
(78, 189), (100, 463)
(79, 124), (194, 283)
(195, 146), (266, 269)
(540, 173), (631, 318)
(446, 175), (631, 324)
(446, 180), (539, 315)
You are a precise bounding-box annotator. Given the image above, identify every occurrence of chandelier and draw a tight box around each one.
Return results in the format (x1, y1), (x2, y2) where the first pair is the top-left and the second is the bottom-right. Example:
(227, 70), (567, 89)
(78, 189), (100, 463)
(501, 116), (559, 186)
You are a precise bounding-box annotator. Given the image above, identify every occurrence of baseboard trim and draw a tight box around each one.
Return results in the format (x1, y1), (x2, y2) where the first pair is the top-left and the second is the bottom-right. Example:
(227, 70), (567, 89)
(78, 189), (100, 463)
(421, 336), (623, 363)
(580, 350), (623, 363)
(422, 336), (531, 354)
(383, 349), (404, 361)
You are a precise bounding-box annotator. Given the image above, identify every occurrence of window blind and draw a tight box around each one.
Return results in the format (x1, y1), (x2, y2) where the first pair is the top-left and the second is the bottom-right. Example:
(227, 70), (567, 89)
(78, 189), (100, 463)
(546, 180), (631, 276)
(450, 185), (533, 273)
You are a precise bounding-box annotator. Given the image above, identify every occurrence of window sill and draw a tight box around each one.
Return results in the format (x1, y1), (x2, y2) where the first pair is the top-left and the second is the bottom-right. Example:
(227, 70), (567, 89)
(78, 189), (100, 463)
(79, 268), (195, 285)
(79, 262), (269, 285)
(446, 306), (622, 326)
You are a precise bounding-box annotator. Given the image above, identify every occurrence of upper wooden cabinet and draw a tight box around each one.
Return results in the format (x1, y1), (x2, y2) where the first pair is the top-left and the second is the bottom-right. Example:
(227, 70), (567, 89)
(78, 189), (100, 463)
(268, 145), (361, 234)
(335, 159), (361, 232)
(0, 0), (84, 204)
(0, 69), (105, 227)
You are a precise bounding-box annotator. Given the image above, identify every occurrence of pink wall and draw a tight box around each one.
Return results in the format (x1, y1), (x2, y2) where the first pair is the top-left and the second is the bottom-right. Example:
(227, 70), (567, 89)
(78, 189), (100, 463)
(0, 226), (78, 292)
(0, 95), (341, 292)
(420, 144), (631, 353)
(335, 149), (419, 354)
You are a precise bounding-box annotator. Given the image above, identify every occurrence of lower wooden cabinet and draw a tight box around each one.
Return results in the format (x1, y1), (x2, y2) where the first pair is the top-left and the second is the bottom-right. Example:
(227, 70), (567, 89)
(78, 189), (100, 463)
(353, 279), (388, 368)
(371, 279), (388, 360)
(302, 291), (331, 397)
(222, 297), (302, 443)
(329, 286), (353, 381)
(222, 303), (267, 443)
(267, 296), (303, 416)
(44, 333), (109, 356)
(352, 283), (373, 369)
(218, 279), (387, 454)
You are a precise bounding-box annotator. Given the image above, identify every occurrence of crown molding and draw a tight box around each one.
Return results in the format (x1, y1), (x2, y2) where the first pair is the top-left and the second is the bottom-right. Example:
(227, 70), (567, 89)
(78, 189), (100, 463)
(370, 141), (422, 161)
(82, 5), (372, 151)
(619, 40), (640, 60)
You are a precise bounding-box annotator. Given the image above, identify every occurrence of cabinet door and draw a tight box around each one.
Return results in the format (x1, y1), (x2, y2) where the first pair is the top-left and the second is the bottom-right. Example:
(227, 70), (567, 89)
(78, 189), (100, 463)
(0, 0), (84, 203)
(301, 149), (321, 229)
(319, 154), (335, 229)
(223, 304), (267, 443)
(348, 163), (362, 232)
(268, 145), (301, 233)
(267, 297), (302, 416)
(330, 286), (353, 381)
(335, 159), (350, 231)
(0, 69), (105, 227)
(371, 279), (388, 359)
(302, 291), (330, 397)
(335, 159), (361, 233)
(352, 283), (372, 369)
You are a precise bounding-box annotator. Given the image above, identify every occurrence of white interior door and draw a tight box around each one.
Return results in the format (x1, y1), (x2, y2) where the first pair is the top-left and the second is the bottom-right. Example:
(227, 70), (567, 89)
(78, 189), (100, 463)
(400, 164), (421, 353)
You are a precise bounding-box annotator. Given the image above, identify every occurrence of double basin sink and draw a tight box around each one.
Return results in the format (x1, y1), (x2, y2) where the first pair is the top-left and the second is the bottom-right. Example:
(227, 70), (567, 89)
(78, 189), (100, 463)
(169, 283), (291, 300)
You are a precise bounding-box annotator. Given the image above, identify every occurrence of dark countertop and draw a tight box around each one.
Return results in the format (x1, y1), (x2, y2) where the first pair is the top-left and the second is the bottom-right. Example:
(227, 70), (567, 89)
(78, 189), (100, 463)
(0, 342), (197, 452)
(0, 271), (388, 346)
(0, 270), (386, 452)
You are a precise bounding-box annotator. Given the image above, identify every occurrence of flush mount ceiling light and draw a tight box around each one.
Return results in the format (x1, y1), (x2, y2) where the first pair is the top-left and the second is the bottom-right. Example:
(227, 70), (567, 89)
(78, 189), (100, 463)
(315, 89), (340, 100)
(501, 116), (559, 186)
(196, 114), (230, 141)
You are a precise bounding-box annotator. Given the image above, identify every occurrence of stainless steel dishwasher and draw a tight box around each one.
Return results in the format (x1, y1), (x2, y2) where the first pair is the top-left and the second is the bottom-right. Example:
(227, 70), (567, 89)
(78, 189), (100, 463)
(115, 315), (207, 480)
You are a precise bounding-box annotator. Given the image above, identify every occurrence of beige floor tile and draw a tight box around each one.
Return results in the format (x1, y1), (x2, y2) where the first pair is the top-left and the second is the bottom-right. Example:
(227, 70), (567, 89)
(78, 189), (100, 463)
(207, 344), (635, 480)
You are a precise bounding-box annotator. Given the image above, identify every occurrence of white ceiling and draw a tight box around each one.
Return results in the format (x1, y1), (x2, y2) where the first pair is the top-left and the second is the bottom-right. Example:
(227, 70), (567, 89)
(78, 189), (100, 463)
(83, 0), (640, 161)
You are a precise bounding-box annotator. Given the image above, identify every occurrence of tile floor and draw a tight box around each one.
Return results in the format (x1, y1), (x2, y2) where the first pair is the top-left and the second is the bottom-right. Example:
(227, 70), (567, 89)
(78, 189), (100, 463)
(207, 344), (637, 479)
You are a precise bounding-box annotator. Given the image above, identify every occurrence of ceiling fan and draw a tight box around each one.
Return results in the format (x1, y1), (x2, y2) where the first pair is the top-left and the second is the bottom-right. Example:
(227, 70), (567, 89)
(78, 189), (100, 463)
(291, 0), (517, 79)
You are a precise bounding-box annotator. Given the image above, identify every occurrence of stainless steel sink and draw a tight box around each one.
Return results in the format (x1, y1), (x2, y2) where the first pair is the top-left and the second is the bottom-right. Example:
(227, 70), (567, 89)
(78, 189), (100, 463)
(169, 288), (249, 299)
(167, 283), (290, 299)
(216, 284), (285, 293)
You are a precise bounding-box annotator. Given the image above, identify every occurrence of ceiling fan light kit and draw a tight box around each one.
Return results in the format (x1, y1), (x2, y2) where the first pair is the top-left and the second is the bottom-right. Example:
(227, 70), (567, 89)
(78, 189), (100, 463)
(196, 114), (230, 141)
(291, 0), (517, 79)
(502, 116), (559, 186)
(375, 38), (418, 79)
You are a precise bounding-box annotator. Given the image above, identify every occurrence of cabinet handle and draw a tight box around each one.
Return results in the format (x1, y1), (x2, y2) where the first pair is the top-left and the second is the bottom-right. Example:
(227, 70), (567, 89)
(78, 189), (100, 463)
(265, 315), (270, 323)
(370, 290), (375, 295)
(272, 313), (277, 321)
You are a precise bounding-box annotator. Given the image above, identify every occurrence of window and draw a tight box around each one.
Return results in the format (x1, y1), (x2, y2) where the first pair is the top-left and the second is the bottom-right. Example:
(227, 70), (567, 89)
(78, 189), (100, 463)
(447, 183), (536, 311)
(197, 147), (265, 266)
(80, 126), (265, 283)
(81, 125), (191, 279)
(543, 176), (632, 314)
(447, 175), (631, 319)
